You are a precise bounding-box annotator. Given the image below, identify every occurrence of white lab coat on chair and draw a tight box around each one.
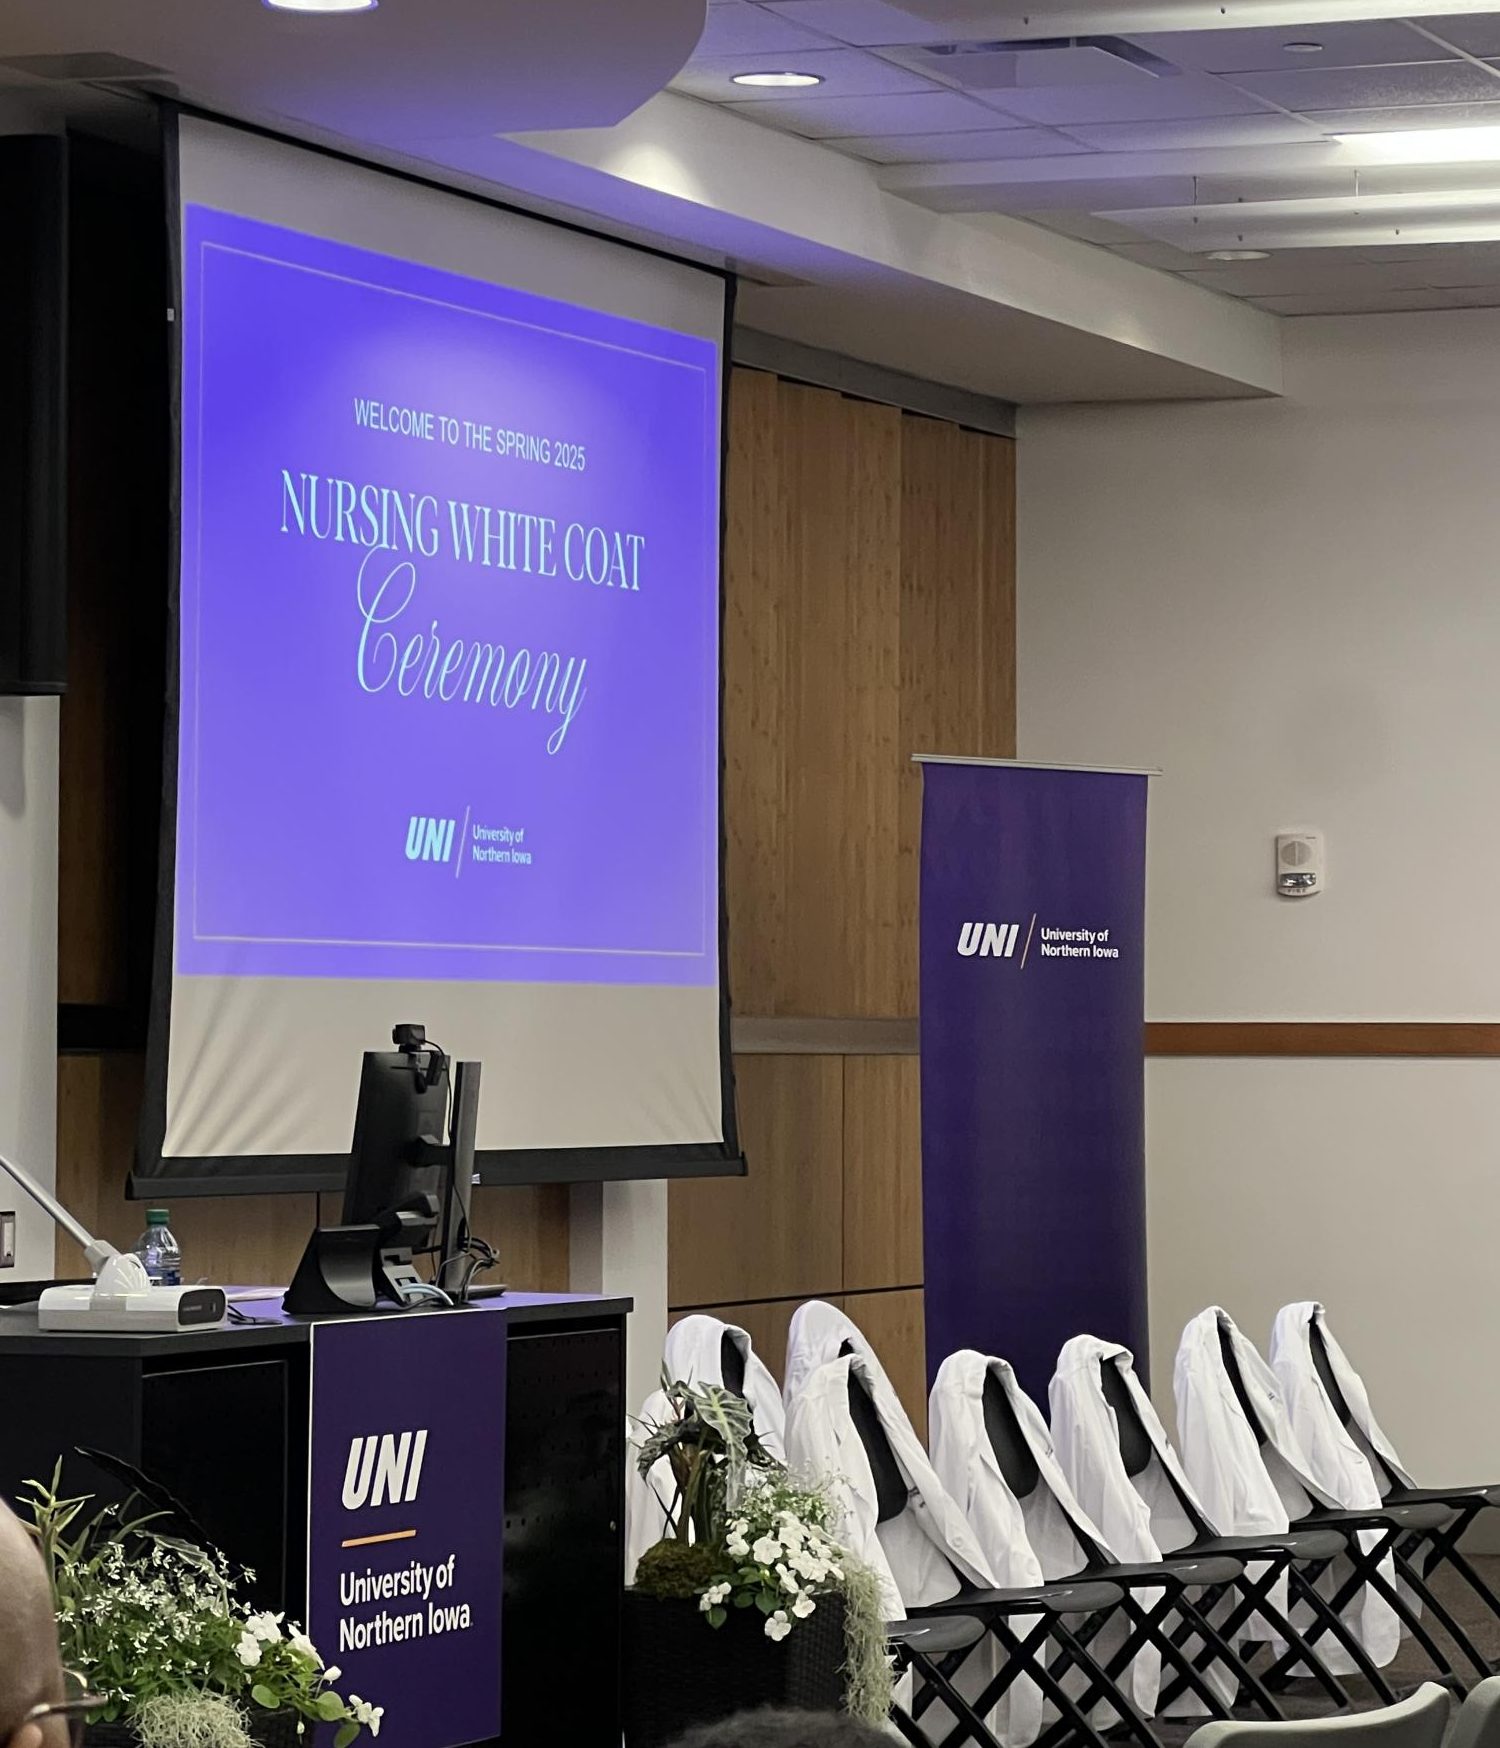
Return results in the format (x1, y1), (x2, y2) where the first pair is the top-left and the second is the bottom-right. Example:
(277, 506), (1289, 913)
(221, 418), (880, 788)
(664, 1313), (788, 1460)
(1050, 1335), (1235, 1711)
(1175, 1307), (1376, 1671)
(786, 1351), (999, 1745)
(784, 1299), (891, 1411)
(786, 1349), (997, 1620)
(1269, 1303), (1414, 1490)
(931, 1349), (1159, 1727)
(1270, 1301), (1408, 1660)
(625, 1387), (679, 1584)
(626, 1315), (791, 1582)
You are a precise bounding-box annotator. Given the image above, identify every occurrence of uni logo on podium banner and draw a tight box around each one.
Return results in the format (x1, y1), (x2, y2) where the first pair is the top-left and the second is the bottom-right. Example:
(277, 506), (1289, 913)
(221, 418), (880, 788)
(405, 816), (456, 863)
(307, 1310), (506, 1748)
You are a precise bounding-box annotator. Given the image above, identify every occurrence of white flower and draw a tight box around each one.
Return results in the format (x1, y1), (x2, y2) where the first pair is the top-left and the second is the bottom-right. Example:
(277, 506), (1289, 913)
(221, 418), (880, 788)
(246, 1611), (285, 1643)
(775, 1563), (801, 1594)
(288, 1628), (321, 1665)
(726, 1532), (751, 1559)
(751, 1535), (782, 1566)
(235, 1631), (263, 1669)
(764, 1610), (792, 1643)
(349, 1700), (384, 1739)
(323, 1668), (342, 1685)
(791, 1594), (816, 1619)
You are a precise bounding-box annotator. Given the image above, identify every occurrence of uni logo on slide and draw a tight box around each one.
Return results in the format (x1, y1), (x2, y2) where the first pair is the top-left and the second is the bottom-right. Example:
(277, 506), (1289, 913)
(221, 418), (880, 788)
(956, 921), (1020, 958)
(342, 1430), (429, 1509)
(405, 816), (456, 863)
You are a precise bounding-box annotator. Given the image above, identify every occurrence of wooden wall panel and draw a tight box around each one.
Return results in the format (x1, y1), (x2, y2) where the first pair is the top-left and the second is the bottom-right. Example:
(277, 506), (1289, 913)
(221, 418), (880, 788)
(841, 1289), (928, 1442)
(672, 368), (1017, 1441)
(669, 1054), (843, 1310)
(842, 1055), (922, 1294)
(54, 1053), (570, 1290)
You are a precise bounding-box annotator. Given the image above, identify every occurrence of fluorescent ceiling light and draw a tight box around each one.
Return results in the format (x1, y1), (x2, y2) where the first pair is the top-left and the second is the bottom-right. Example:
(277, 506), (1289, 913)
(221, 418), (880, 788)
(263, 0), (377, 11)
(1282, 40), (1324, 52)
(1104, 187), (1500, 251)
(1207, 249), (1271, 261)
(731, 70), (823, 88)
(1334, 126), (1500, 165)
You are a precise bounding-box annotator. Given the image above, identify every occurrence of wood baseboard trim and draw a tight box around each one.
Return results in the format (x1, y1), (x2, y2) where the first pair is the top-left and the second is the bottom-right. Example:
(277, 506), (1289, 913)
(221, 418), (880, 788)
(733, 1017), (1500, 1059)
(1146, 1022), (1500, 1058)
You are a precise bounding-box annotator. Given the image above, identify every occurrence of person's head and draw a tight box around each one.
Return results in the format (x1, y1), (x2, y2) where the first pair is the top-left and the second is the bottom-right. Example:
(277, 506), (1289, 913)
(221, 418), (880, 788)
(0, 1499), (65, 1748)
(664, 1708), (893, 1748)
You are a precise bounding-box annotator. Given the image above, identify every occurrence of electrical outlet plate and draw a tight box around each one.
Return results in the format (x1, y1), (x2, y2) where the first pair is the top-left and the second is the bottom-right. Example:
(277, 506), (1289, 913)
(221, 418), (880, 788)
(0, 1211), (15, 1268)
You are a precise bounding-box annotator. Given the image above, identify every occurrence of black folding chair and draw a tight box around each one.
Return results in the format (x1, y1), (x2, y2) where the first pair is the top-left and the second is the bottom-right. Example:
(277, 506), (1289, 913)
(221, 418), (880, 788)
(1308, 1315), (1500, 1680)
(1210, 1321), (1464, 1692)
(973, 1368), (1285, 1736)
(1096, 1354), (1399, 1712)
(838, 1368), (1154, 1748)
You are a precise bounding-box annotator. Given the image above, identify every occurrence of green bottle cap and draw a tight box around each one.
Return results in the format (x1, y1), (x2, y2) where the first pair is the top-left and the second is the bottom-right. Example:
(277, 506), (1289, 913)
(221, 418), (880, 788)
(147, 1208), (170, 1225)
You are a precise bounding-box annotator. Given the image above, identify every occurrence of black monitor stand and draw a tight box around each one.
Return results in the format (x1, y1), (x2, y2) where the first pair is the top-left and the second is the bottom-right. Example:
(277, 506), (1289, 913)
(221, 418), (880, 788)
(284, 1057), (485, 1317)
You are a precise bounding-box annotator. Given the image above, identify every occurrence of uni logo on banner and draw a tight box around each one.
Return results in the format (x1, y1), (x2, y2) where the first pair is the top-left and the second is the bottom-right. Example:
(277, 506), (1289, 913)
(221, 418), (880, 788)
(342, 1430), (429, 1509)
(957, 922), (1020, 958)
(406, 816), (456, 863)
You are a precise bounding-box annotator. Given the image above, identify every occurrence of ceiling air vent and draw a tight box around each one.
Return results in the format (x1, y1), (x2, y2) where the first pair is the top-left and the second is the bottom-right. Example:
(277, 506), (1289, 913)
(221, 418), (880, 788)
(911, 35), (1178, 92)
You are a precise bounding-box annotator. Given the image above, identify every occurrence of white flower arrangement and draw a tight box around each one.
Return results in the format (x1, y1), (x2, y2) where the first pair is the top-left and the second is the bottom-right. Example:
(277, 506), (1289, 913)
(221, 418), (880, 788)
(698, 1480), (847, 1641)
(22, 1467), (380, 1747)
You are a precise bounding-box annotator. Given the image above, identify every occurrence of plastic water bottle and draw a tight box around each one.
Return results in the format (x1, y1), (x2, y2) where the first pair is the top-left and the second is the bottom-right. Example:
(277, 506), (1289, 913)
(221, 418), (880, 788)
(133, 1208), (183, 1287)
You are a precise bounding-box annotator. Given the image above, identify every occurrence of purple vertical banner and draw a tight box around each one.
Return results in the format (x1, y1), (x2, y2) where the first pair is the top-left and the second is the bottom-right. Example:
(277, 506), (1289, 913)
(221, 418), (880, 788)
(307, 1308), (507, 1748)
(919, 760), (1150, 1400)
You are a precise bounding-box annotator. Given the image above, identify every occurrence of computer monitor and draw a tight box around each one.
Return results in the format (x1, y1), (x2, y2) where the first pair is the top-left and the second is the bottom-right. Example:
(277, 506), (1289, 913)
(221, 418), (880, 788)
(342, 1048), (450, 1237)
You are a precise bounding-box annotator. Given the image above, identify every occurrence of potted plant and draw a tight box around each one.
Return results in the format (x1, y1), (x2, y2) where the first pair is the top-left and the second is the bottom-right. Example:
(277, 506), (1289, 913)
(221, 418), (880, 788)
(624, 1379), (892, 1748)
(20, 1467), (382, 1748)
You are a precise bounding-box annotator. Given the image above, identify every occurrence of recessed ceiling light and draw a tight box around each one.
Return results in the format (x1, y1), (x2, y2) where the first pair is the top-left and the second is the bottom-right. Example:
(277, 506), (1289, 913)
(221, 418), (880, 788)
(1283, 40), (1324, 53)
(263, 0), (377, 12)
(1207, 249), (1271, 261)
(731, 70), (824, 89)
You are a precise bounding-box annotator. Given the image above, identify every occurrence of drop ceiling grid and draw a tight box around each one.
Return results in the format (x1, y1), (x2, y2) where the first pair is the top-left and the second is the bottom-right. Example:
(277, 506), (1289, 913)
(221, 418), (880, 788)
(676, 6), (1500, 314)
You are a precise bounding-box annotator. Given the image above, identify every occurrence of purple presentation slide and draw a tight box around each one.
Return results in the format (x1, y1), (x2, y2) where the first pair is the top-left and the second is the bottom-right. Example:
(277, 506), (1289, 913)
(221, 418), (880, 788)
(176, 205), (720, 985)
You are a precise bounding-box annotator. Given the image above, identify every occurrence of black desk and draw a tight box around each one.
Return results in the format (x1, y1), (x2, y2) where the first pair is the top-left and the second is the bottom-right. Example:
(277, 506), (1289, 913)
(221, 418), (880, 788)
(0, 1290), (629, 1748)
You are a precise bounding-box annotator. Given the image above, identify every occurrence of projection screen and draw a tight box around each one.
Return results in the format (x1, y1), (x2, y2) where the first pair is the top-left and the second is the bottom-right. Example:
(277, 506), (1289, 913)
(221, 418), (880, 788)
(137, 113), (738, 1193)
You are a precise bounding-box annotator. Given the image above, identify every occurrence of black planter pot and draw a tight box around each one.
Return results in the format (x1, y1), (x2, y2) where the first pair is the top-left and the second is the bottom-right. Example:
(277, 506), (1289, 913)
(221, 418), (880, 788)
(86, 1709), (304, 1748)
(622, 1590), (846, 1748)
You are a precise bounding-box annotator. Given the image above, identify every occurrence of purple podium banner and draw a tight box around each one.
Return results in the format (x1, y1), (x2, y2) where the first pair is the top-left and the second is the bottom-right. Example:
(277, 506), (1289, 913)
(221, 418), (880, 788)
(918, 761), (1149, 1399)
(307, 1308), (507, 1748)
(177, 205), (719, 986)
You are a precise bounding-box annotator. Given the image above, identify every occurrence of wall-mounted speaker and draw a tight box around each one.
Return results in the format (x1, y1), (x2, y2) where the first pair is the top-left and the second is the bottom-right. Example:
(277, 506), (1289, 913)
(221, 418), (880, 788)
(0, 134), (67, 696)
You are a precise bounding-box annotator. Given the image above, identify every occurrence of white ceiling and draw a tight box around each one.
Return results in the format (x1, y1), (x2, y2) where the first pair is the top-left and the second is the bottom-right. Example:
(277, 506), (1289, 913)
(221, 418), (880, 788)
(673, 2), (1500, 314)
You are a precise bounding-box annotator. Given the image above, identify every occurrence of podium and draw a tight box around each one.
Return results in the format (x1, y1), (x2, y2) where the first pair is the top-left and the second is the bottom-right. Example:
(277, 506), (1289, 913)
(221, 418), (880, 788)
(0, 1290), (628, 1748)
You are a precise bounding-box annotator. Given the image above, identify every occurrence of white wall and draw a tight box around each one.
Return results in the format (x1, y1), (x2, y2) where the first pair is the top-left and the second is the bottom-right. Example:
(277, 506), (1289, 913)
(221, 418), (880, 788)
(0, 699), (59, 1279)
(1019, 308), (1500, 1485)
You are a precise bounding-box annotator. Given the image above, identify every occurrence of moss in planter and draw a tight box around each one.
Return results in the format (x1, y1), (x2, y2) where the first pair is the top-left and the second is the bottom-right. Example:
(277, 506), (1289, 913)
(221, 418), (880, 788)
(633, 1539), (724, 1600)
(130, 1695), (254, 1748)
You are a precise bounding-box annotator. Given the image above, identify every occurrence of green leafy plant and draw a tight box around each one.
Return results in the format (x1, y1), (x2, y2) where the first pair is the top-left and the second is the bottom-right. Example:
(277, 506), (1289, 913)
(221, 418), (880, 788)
(632, 1391), (894, 1725)
(21, 1466), (381, 1746)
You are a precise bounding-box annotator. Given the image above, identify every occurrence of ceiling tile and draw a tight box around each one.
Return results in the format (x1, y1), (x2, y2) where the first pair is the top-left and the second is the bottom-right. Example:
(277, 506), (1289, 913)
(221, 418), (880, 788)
(1248, 287), (1466, 313)
(896, 42), (1162, 94)
(1420, 16), (1500, 58)
(1059, 113), (1323, 150)
(1192, 170), (1355, 204)
(672, 46), (936, 101)
(831, 125), (1087, 164)
(1107, 239), (1212, 270)
(1132, 22), (1452, 77)
(1304, 100), (1500, 133)
(693, 5), (840, 56)
(1024, 211), (1159, 245)
(722, 86), (1000, 136)
(759, 0), (949, 46)
(1226, 60), (1500, 115)
(980, 71), (1271, 127)
(1179, 259), (1445, 296)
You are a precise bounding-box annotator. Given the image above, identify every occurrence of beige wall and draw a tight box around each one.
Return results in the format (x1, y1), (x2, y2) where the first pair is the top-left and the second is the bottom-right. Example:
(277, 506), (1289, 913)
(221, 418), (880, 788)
(1019, 308), (1500, 1487)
